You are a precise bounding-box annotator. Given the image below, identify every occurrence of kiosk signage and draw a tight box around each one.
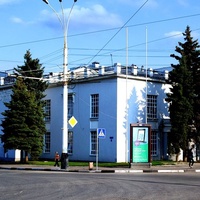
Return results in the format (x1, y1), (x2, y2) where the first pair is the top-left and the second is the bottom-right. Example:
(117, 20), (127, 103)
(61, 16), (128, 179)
(130, 124), (151, 164)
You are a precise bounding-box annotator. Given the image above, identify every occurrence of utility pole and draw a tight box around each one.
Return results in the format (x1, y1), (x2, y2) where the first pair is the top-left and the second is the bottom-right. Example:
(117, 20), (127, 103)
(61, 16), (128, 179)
(42, 0), (77, 169)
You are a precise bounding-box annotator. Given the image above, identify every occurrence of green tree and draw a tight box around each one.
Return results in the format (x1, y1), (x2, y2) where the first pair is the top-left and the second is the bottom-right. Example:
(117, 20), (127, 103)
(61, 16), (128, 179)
(14, 50), (47, 102)
(15, 50), (48, 160)
(166, 56), (194, 156)
(166, 26), (200, 158)
(1, 50), (48, 161)
(1, 78), (44, 160)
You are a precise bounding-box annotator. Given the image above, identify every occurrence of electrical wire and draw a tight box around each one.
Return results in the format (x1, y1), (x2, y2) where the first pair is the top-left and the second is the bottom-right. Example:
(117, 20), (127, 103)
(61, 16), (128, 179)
(1, 9), (200, 70)
(43, 11), (200, 67)
(86, 0), (149, 65)
(1, 12), (199, 50)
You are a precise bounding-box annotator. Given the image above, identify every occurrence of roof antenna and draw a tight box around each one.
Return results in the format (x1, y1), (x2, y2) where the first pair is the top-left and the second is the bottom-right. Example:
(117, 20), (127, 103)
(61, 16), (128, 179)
(110, 54), (113, 67)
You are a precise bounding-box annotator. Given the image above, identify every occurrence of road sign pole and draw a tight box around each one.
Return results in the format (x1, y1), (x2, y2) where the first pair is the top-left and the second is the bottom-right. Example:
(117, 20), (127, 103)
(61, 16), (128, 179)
(96, 130), (98, 171)
(96, 128), (106, 171)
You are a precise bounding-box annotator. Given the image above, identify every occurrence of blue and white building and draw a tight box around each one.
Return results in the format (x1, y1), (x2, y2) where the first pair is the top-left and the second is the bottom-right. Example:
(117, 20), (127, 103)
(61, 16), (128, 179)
(0, 62), (171, 162)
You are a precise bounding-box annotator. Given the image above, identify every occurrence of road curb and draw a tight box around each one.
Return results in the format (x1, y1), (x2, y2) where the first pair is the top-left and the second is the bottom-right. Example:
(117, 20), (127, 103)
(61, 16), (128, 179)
(0, 166), (200, 173)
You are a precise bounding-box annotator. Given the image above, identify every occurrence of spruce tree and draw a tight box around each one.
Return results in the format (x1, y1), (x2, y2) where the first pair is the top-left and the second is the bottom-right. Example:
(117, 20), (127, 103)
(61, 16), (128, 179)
(166, 56), (193, 155)
(15, 50), (48, 159)
(166, 26), (200, 158)
(189, 32), (200, 140)
(14, 50), (47, 102)
(1, 50), (48, 161)
(1, 78), (41, 158)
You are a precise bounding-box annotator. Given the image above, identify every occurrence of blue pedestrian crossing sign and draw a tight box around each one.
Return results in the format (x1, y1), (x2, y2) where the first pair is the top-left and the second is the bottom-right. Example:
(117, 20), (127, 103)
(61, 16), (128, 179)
(97, 128), (106, 139)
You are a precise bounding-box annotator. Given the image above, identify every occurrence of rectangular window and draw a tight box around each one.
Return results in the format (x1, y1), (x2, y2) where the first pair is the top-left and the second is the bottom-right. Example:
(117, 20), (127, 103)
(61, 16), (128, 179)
(44, 100), (51, 122)
(68, 94), (74, 120)
(147, 95), (157, 119)
(91, 94), (99, 118)
(151, 131), (158, 156)
(44, 132), (51, 153)
(68, 131), (73, 154)
(90, 131), (97, 155)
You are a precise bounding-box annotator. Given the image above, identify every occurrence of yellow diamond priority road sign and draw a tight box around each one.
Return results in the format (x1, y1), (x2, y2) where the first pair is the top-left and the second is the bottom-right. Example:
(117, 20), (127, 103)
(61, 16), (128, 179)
(68, 116), (78, 128)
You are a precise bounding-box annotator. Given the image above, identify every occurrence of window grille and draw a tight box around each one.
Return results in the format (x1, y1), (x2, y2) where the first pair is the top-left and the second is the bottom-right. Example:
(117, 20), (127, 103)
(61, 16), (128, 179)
(91, 94), (99, 118)
(68, 131), (73, 154)
(44, 132), (51, 153)
(151, 131), (158, 156)
(68, 94), (73, 120)
(90, 131), (97, 155)
(44, 100), (51, 122)
(147, 95), (157, 119)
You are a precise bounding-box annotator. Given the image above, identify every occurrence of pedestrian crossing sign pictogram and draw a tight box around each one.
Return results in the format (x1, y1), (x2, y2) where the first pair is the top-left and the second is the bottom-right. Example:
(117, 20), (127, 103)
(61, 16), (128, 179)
(97, 128), (106, 139)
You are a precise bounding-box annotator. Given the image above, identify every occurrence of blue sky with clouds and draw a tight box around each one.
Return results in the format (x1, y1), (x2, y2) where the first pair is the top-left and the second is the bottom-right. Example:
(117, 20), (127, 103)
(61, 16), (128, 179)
(0, 0), (200, 73)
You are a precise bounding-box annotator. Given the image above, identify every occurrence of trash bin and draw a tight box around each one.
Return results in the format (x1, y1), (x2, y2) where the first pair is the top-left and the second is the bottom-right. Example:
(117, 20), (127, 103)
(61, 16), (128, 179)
(89, 162), (93, 170)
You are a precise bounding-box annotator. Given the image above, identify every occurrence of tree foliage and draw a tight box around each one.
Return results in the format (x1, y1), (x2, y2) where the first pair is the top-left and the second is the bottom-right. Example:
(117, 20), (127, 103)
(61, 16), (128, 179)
(1, 50), (48, 160)
(14, 50), (47, 102)
(166, 26), (200, 155)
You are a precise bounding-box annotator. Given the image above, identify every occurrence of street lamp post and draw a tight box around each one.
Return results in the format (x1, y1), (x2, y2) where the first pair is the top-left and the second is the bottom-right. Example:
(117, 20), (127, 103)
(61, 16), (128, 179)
(42, 0), (77, 169)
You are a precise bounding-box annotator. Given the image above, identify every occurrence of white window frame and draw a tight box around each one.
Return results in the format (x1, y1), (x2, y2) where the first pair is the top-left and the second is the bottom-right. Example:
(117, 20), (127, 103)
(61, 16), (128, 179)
(147, 95), (157, 120)
(90, 131), (97, 155)
(68, 94), (74, 120)
(44, 132), (51, 153)
(151, 131), (158, 156)
(44, 99), (51, 122)
(68, 131), (73, 154)
(90, 94), (99, 118)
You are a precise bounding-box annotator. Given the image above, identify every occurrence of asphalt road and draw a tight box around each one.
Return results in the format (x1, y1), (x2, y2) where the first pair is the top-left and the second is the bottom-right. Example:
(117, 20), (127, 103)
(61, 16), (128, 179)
(0, 170), (200, 200)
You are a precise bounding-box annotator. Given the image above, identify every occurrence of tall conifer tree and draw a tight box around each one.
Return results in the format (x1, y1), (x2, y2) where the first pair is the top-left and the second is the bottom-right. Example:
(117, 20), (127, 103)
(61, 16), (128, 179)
(14, 50), (47, 102)
(1, 50), (48, 161)
(166, 56), (193, 155)
(166, 26), (200, 157)
(1, 78), (43, 158)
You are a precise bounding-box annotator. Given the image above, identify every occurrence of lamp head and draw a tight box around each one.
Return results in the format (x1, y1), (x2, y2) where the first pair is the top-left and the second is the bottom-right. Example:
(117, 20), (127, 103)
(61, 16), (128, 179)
(59, 0), (77, 3)
(43, 0), (49, 4)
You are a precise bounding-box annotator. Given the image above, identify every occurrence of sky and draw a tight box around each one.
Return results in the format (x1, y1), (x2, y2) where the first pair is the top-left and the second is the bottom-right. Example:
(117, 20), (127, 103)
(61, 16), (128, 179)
(0, 0), (200, 74)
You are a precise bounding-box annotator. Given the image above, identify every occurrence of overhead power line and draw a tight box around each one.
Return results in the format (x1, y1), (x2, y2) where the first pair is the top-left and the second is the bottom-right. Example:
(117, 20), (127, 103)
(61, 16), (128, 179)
(0, 12), (199, 50)
(86, 0), (149, 65)
(1, 8), (200, 69)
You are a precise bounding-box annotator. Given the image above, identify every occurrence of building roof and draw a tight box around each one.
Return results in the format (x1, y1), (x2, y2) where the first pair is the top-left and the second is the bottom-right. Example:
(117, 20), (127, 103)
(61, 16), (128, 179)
(0, 62), (170, 88)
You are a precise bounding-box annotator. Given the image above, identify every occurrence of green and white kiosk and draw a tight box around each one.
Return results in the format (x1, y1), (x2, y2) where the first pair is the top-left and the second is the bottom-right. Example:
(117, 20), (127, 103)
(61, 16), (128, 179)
(130, 123), (151, 168)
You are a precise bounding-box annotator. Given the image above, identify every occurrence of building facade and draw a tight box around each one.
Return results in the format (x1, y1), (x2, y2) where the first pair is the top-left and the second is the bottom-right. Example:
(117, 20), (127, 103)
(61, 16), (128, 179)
(0, 63), (171, 162)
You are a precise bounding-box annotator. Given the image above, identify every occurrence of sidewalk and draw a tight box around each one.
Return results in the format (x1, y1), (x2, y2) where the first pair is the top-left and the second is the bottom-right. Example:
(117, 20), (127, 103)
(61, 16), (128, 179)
(0, 162), (200, 173)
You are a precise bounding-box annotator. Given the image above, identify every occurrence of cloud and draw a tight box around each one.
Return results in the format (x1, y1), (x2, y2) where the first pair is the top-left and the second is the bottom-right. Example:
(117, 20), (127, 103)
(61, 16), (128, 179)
(164, 31), (183, 39)
(117, 0), (158, 8)
(177, 0), (189, 7)
(40, 4), (123, 32)
(11, 17), (24, 24)
(73, 5), (122, 29)
(10, 16), (35, 26)
(0, 0), (20, 5)
(165, 30), (200, 41)
(191, 31), (200, 39)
